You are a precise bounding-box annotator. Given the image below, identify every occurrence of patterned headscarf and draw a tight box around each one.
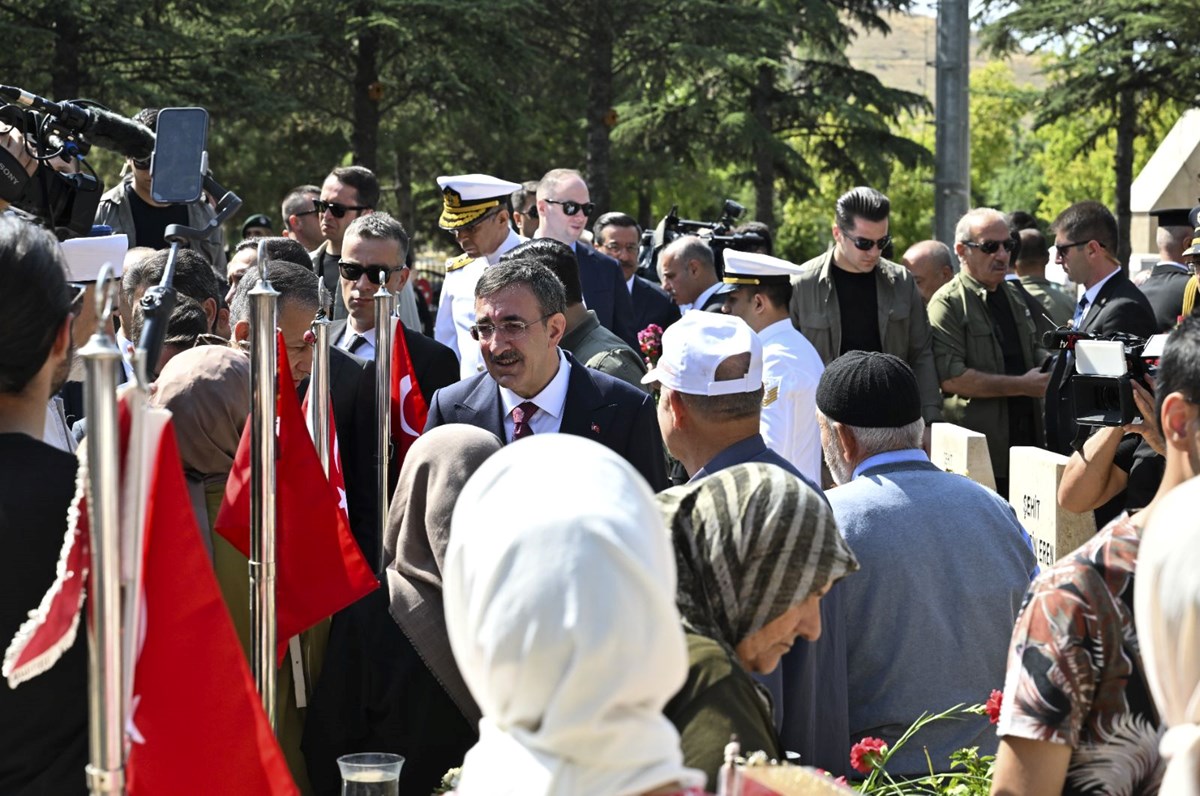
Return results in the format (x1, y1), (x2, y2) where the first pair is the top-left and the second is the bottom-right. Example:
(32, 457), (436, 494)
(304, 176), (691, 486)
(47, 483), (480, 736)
(657, 463), (858, 656)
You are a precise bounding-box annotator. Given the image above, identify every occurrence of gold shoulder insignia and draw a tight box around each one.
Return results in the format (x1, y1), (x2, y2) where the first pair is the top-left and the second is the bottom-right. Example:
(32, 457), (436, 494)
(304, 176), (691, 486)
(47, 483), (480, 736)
(762, 379), (781, 407)
(445, 253), (472, 272)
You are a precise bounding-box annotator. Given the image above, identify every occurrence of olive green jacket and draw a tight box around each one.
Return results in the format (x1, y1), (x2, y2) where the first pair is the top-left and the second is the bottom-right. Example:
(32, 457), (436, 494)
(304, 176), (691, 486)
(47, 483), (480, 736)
(789, 249), (942, 423)
(928, 272), (1048, 478)
(1019, 275), (1075, 328)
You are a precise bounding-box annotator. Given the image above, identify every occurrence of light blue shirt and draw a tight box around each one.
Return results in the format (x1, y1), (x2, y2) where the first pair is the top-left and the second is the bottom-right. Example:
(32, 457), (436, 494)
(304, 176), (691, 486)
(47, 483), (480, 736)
(852, 448), (930, 480)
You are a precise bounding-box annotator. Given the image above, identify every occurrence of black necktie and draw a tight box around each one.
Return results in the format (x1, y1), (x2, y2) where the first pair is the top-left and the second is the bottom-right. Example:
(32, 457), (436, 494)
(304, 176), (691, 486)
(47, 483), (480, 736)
(347, 334), (367, 354)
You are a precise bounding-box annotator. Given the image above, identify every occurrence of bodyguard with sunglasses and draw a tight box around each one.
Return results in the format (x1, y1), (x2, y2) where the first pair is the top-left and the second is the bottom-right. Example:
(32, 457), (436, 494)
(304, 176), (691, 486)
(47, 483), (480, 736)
(928, 208), (1051, 496)
(790, 187), (944, 427)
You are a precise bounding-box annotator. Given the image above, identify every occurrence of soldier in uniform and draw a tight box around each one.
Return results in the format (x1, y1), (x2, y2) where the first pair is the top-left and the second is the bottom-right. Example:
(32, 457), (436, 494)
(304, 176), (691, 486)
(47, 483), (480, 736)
(433, 174), (524, 378)
(1139, 207), (1195, 332)
(720, 250), (825, 484)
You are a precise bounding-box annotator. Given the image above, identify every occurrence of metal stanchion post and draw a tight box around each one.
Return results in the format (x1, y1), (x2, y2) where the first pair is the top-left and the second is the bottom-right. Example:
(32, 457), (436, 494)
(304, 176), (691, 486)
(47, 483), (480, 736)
(373, 275), (396, 573)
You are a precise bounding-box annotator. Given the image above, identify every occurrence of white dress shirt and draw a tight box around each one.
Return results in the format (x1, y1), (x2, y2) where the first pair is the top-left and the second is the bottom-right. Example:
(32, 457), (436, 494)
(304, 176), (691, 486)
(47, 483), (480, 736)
(499, 349), (571, 442)
(756, 319), (825, 483)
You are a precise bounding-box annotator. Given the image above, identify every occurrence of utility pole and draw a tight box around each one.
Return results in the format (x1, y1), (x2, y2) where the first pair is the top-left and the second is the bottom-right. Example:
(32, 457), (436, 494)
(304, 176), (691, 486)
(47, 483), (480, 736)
(934, 0), (970, 245)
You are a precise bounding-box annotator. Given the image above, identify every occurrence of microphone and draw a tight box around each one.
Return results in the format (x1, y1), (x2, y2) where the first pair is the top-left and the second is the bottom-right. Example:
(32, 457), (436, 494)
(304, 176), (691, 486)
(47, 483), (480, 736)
(0, 85), (155, 161)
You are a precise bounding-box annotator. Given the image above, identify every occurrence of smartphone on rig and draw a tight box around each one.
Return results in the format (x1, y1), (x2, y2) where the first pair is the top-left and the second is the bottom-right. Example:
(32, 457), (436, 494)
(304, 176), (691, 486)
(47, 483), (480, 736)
(150, 107), (208, 204)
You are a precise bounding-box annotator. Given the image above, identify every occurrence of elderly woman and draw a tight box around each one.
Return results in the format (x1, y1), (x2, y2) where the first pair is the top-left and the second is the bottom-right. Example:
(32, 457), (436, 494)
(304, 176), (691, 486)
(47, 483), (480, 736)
(304, 424), (503, 796)
(658, 463), (858, 784)
(443, 434), (706, 796)
(1136, 477), (1200, 795)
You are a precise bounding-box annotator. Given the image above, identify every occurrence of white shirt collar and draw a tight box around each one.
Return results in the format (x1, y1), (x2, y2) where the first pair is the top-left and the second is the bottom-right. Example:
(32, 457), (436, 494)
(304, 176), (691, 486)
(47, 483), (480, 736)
(486, 228), (526, 266)
(499, 348), (571, 423)
(757, 318), (795, 344)
(1081, 267), (1120, 308)
(626, 274), (636, 293)
(340, 324), (377, 353)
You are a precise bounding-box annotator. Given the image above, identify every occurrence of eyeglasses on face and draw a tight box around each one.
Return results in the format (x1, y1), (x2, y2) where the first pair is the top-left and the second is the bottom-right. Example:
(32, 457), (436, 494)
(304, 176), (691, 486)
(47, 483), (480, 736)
(338, 260), (405, 285)
(68, 282), (88, 314)
(131, 158), (151, 171)
(1055, 239), (1102, 258)
(841, 229), (891, 252)
(314, 200), (370, 218)
(293, 208), (320, 218)
(452, 208), (501, 235)
(602, 241), (639, 256)
(469, 313), (554, 341)
(517, 205), (538, 219)
(965, 238), (1017, 255)
(544, 199), (595, 217)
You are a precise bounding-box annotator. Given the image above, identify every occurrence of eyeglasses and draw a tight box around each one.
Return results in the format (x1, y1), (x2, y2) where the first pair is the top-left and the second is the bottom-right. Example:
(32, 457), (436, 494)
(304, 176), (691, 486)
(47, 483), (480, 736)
(293, 208), (320, 218)
(68, 282), (87, 314)
(1055, 239), (1103, 258)
(132, 158), (151, 171)
(602, 241), (639, 256)
(964, 238), (1018, 255)
(544, 199), (596, 217)
(841, 230), (891, 252)
(469, 313), (555, 341)
(517, 205), (538, 219)
(314, 200), (370, 218)
(452, 208), (500, 235)
(338, 261), (406, 284)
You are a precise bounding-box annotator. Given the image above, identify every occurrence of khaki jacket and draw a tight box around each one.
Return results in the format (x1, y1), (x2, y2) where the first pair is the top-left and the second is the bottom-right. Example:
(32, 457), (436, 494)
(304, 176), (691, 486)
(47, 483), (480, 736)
(928, 271), (1047, 478)
(789, 249), (942, 423)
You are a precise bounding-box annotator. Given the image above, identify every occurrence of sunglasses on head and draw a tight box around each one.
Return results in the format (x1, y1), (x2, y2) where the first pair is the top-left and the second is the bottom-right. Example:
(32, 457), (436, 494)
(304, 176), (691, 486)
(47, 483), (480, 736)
(315, 200), (370, 218)
(964, 238), (1017, 255)
(841, 230), (891, 252)
(545, 199), (595, 217)
(338, 261), (405, 284)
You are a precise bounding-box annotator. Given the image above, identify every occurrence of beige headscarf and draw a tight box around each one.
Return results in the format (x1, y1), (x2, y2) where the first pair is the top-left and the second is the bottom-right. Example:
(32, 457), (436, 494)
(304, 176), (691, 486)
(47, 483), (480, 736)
(1136, 477), (1200, 795)
(384, 424), (502, 727)
(444, 434), (704, 796)
(150, 344), (250, 477)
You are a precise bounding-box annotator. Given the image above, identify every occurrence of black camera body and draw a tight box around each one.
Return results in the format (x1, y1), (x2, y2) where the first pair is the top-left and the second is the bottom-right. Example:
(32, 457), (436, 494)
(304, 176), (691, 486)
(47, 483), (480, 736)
(1043, 330), (1154, 444)
(637, 198), (767, 281)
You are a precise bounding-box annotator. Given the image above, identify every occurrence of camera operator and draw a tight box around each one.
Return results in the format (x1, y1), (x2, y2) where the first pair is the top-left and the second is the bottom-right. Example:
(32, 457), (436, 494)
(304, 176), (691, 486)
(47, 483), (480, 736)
(1058, 377), (1165, 526)
(93, 107), (226, 275)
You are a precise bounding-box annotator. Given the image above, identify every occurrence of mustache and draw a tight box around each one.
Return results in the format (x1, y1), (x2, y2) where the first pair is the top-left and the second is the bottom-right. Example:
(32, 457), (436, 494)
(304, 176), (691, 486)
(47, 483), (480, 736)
(491, 351), (522, 366)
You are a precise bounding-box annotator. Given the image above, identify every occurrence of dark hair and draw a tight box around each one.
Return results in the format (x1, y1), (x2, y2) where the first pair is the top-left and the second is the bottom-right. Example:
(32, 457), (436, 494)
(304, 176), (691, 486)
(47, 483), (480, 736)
(329, 166), (380, 209)
(677, 353), (764, 418)
(133, 107), (159, 132)
(744, 281), (792, 309)
(0, 216), (73, 394)
(229, 261), (320, 325)
(1156, 314), (1200, 422)
(344, 212), (409, 259)
(1016, 228), (1048, 265)
(511, 180), (540, 212)
(129, 292), (208, 348)
(475, 259), (566, 318)
(141, 249), (223, 310)
(733, 221), (773, 255)
(501, 239), (582, 305)
(835, 187), (890, 229)
(1006, 210), (1040, 232)
(1053, 200), (1118, 254)
(593, 211), (640, 244)
(281, 185), (320, 225)
(233, 236), (314, 269)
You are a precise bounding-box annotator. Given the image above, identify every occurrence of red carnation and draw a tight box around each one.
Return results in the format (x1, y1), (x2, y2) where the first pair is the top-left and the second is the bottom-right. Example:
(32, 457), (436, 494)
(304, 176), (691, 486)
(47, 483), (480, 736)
(986, 689), (1003, 724)
(849, 737), (888, 775)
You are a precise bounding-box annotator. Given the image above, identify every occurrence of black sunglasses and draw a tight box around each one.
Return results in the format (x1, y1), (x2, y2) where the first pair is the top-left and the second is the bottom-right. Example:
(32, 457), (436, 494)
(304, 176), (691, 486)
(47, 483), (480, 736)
(545, 199), (596, 217)
(68, 282), (87, 314)
(315, 200), (371, 219)
(964, 238), (1017, 255)
(338, 261), (406, 284)
(842, 230), (891, 252)
(1055, 239), (1103, 258)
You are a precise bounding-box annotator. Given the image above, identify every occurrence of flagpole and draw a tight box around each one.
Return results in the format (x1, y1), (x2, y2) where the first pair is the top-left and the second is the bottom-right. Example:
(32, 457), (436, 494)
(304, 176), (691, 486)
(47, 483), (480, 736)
(373, 274), (396, 574)
(308, 284), (332, 475)
(80, 272), (127, 796)
(249, 243), (280, 729)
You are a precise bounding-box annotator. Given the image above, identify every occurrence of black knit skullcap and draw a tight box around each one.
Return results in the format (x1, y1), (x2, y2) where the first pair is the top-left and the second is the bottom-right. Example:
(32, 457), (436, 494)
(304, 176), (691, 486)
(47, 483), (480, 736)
(816, 350), (920, 427)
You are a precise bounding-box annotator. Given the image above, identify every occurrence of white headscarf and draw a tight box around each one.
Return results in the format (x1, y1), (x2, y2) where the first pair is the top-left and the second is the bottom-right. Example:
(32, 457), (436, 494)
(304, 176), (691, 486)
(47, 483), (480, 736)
(443, 435), (705, 796)
(1136, 477), (1200, 795)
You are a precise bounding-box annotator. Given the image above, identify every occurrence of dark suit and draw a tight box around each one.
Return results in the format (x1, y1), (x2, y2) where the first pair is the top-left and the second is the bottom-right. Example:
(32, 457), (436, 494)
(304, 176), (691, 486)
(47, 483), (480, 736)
(424, 351), (668, 491)
(576, 244), (639, 350)
(1138, 263), (1192, 332)
(630, 275), (681, 333)
(317, 324), (459, 569)
(1078, 268), (1158, 338)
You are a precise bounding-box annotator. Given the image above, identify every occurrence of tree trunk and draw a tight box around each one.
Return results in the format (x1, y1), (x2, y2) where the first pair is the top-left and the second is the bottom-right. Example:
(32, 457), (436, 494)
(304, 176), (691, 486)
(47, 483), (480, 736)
(1113, 85), (1136, 272)
(350, 4), (380, 171)
(751, 64), (776, 230)
(584, 0), (614, 216)
(392, 144), (413, 235)
(637, 184), (652, 230)
(49, 9), (83, 98)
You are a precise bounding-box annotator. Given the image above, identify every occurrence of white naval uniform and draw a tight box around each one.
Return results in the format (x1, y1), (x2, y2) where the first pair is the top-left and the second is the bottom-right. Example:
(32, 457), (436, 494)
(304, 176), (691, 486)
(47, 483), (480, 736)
(757, 318), (825, 484)
(434, 228), (525, 378)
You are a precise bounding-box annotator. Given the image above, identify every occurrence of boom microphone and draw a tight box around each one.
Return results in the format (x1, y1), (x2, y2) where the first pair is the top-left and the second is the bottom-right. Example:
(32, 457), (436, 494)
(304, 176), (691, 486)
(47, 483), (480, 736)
(0, 85), (155, 161)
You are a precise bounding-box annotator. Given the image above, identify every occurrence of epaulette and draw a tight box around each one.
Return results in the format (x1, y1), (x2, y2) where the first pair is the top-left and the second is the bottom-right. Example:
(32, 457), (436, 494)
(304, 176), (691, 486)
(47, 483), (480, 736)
(445, 253), (473, 272)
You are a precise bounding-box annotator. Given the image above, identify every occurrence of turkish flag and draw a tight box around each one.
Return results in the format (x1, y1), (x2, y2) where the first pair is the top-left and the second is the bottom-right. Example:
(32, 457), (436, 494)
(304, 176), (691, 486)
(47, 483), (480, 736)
(215, 332), (378, 662)
(390, 317), (428, 465)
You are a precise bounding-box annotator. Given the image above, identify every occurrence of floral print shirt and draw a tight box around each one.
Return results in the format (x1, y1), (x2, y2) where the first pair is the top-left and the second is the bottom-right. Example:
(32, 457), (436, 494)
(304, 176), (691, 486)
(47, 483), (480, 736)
(997, 513), (1163, 795)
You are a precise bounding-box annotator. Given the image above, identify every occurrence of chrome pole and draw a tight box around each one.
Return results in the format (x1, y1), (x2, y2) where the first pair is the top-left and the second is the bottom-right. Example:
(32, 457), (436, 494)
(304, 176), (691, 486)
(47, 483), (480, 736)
(80, 270), (126, 796)
(308, 285), (332, 475)
(248, 249), (279, 728)
(373, 273), (396, 573)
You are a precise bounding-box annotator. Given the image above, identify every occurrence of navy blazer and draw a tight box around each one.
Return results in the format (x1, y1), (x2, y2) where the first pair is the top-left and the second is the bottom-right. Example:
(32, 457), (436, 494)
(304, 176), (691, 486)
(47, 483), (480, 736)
(631, 275), (681, 334)
(576, 244), (640, 350)
(424, 351), (668, 491)
(1079, 269), (1157, 338)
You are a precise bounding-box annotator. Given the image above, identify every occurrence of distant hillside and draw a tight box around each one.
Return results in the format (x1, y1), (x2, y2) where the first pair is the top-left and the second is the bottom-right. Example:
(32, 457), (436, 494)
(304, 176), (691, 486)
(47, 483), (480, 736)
(845, 10), (1044, 104)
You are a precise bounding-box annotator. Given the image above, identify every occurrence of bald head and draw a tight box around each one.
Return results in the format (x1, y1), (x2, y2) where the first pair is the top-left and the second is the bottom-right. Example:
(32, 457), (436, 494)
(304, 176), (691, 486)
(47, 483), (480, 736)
(901, 240), (954, 304)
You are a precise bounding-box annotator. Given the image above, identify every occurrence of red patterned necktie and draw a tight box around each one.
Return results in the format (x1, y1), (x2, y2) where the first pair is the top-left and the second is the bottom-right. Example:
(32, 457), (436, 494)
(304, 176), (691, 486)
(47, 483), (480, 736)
(511, 401), (538, 441)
